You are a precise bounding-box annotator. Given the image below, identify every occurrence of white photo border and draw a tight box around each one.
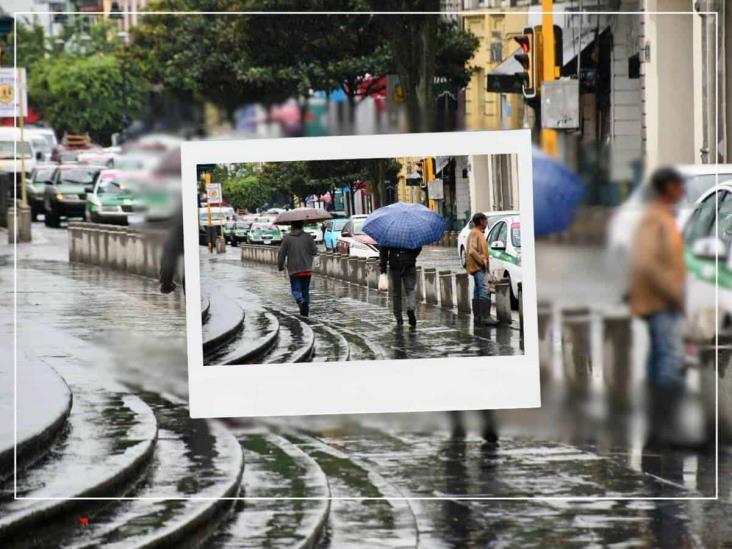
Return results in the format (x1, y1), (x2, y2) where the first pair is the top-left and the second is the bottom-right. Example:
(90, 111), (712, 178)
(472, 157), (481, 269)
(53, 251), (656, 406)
(181, 130), (541, 418)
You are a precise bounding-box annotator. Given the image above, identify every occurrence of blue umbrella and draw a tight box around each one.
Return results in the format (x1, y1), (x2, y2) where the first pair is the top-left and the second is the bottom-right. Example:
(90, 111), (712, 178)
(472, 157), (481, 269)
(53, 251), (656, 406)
(532, 147), (585, 236)
(363, 202), (446, 249)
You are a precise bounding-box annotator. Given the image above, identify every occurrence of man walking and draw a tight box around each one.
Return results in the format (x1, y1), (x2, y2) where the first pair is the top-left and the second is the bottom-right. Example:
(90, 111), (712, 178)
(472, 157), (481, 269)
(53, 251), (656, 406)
(380, 246), (421, 327)
(278, 220), (318, 317)
(629, 167), (686, 446)
(466, 213), (497, 326)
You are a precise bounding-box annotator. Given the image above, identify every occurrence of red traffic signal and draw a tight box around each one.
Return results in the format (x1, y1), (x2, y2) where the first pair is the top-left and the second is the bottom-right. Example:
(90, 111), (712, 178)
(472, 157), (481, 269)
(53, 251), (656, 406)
(512, 27), (536, 99)
(514, 35), (530, 54)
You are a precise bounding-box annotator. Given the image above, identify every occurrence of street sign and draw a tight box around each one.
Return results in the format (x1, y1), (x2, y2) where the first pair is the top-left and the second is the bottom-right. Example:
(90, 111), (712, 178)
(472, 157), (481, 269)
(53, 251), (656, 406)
(0, 68), (27, 118)
(206, 183), (222, 204)
(541, 79), (580, 129)
(428, 178), (444, 200)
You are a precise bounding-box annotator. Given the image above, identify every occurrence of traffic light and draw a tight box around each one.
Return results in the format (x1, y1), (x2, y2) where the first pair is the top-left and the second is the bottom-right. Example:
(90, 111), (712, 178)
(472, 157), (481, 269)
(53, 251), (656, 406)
(513, 27), (536, 99)
(415, 159), (424, 179)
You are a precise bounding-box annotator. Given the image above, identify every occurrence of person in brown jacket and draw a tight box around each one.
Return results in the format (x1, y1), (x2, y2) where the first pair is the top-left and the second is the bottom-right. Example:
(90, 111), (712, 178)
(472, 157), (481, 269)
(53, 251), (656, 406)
(628, 167), (686, 445)
(465, 213), (498, 326)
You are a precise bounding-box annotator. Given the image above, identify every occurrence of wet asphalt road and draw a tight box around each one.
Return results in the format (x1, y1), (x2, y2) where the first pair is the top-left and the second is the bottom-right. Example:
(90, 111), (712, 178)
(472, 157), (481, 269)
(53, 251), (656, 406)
(2, 223), (731, 547)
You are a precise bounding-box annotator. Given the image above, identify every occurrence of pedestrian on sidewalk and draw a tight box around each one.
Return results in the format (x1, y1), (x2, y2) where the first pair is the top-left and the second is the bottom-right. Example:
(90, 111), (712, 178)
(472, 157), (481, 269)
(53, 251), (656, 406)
(380, 246), (421, 327)
(465, 213), (497, 326)
(628, 167), (687, 447)
(277, 220), (318, 317)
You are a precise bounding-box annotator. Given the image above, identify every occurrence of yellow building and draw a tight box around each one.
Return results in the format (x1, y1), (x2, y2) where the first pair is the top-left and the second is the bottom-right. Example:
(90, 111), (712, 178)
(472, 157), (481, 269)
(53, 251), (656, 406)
(395, 157), (425, 205)
(462, 10), (529, 131)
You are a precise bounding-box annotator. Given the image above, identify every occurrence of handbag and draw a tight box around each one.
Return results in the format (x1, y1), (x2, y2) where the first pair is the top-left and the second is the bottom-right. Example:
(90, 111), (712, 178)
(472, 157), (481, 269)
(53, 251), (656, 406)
(378, 273), (389, 291)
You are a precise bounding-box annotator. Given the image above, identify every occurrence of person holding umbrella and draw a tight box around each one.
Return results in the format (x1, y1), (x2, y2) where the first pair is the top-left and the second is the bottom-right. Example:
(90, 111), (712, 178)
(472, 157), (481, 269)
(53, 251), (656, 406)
(276, 208), (331, 317)
(379, 245), (422, 326)
(363, 202), (447, 328)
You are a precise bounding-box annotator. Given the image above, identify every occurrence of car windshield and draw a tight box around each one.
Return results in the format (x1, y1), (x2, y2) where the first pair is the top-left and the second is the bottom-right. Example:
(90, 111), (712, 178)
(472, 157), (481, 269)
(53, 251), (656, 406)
(352, 219), (366, 234)
(305, 224), (319, 231)
(0, 140), (32, 159)
(235, 221), (251, 229)
(33, 167), (55, 183)
(511, 224), (521, 248)
(59, 167), (100, 185)
(683, 174), (732, 205)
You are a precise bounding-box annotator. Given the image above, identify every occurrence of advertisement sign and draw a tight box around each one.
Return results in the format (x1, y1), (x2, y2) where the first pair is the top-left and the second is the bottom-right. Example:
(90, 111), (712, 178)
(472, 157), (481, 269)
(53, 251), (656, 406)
(427, 178), (444, 200)
(206, 183), (222, 204)
(0, 68), (27, 118)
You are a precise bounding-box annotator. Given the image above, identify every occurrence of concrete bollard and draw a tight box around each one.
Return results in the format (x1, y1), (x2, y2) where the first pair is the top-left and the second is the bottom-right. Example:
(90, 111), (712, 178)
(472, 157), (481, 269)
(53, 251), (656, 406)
(117, 229), (129, 271)
(561, 307), (593, 396)
(495, 281), (512, 325)
(356, 257), (367, 286)
(339, 255), (349, 281)
(424, 268), (438, 305)
(439, 271), (453, 309)
(455, 272), (470, 314)
(366, 258), (379, 289)
(143, 235), (156, 277)
(449, 231), (457, 247)
(68, 226), (79, 262)
(80, 228), (91, 263)
(347, 257), (359, 284)
(414, 266), (423, 303)
(602, 312), (632, 407)
(537, 301), (553, 376)
(131, 231), (145, 274)
(107, 229), (118, 270)
(89, 227), (101, 266)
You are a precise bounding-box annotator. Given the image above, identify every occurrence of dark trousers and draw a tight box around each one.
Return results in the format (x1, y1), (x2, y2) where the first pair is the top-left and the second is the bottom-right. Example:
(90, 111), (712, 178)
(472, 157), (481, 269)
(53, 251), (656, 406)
(389, 265), (417, 315)
(289, 275), (311, 304)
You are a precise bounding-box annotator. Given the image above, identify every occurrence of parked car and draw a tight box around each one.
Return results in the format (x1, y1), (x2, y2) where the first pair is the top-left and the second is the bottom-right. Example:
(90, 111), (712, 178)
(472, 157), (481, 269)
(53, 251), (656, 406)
(198, 206), (235, 244)
(485, 215), (522, 309)
(84, 169), (144, 225)
(303, 223), (323, 243)
(0, 127), (38, 178)
(607, 164), (732, 293)
(457, 210), (518, 267)
(43, 164), (105, 227)
(26, 130), (53, 162)
(247, 222), (283, 245)
(27, 164), (57, 220)
(335, 215), (379, 258)
(323, 218), (349, 250)
(226, 219), (253, 245)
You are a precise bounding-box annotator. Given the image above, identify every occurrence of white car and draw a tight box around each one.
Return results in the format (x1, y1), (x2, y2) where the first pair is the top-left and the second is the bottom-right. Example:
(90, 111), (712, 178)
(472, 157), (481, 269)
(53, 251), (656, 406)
(0, 127), (37, 175)
(335, 215), (379, 258)
(457, 210), (518, 267)
(303, 222), (323, 243)
(682, 182), (732, 338)
(485, 215), (522, 309)
(607, 164), (732, 293)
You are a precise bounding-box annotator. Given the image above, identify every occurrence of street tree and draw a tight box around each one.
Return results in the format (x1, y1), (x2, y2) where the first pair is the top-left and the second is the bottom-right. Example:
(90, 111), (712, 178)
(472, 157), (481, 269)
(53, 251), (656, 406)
(223, 173), (271, 213)
(28, 54), (146, 144)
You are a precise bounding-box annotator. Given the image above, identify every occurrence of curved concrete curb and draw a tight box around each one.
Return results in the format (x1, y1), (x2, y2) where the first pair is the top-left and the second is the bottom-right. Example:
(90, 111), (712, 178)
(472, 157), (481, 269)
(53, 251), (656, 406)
(203, 294), (245, 355)
(0, 393), (158, 543)
(0, 350), (73, 481)
(221, 311), (280, 365)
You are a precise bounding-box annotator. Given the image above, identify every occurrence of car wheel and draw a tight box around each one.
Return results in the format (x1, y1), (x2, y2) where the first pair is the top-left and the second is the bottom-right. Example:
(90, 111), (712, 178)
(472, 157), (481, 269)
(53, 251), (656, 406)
(460, 246), (466, 267)
(505, 274), (519, 310)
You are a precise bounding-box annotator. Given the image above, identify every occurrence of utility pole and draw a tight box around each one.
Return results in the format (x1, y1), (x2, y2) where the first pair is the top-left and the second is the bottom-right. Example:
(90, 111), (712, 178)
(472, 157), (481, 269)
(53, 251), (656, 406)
(541, 0), (558, 157)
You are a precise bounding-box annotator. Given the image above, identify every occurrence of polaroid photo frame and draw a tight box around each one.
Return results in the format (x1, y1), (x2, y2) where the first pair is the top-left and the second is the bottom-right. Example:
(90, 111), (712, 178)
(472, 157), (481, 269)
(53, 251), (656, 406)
(181, 130), (539, 418)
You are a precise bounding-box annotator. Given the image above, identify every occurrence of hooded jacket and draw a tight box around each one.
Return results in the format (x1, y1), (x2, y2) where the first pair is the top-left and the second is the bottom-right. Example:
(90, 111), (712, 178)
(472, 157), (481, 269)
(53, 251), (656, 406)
(277, 228), (318, 276)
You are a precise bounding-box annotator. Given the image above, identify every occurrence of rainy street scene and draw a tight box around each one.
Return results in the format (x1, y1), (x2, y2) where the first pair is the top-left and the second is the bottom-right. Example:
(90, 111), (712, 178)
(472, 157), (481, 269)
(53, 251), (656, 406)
(196, 154), (527, 367)
(2, 2), (732, 547)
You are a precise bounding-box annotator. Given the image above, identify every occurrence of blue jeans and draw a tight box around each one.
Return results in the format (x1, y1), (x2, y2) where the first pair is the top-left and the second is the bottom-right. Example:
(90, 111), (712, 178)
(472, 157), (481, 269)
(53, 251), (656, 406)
(645, 309), (684, 390)
(290, 275), (311, 304)
(472, 270), (489, 300)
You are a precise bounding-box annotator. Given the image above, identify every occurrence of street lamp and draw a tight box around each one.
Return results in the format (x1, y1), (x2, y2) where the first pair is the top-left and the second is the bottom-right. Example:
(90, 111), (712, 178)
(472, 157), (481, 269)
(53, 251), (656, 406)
(117, 31), (130, 144)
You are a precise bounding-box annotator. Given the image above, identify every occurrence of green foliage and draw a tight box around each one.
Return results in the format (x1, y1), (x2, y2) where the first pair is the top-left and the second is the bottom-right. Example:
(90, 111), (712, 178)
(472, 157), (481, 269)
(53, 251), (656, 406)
(28, 54), (146, 145)
(223, 174), (271, 212)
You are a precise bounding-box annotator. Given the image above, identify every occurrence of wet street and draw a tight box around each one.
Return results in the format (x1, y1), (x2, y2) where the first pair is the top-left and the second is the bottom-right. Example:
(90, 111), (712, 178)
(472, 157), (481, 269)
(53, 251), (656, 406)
(1, 223), (731, 547)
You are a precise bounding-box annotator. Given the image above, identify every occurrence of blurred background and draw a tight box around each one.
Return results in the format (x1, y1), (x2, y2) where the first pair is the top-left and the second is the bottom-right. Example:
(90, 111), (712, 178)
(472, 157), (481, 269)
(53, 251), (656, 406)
(1, 1), (731, 547)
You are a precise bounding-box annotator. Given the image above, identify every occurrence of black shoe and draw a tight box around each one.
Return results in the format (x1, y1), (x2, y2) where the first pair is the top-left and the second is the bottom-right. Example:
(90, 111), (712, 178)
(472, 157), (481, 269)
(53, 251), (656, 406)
(394, 313), (404, 325)
(407, 310), (416, 327)
(302, 302), (309, 317)
(297, 301), (306, 316)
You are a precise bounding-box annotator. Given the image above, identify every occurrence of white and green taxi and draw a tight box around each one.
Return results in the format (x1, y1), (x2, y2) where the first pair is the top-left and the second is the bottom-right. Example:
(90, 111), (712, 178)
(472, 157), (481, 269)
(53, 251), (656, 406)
(485, 214), (522, 309)
(682, 182), (732, 338)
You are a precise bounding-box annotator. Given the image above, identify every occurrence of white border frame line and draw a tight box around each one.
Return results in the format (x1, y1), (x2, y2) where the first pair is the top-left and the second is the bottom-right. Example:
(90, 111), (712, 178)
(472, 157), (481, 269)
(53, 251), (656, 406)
(181, 131), (540, 418)
(12, 10), (719, 503)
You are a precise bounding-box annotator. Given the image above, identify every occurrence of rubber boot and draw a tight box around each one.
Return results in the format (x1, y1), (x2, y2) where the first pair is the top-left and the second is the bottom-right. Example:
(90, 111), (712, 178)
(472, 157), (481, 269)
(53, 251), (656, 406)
(479, 299), (499, 326)
(407, 310), (417, 327)
(302, 302), (309, 318)
(394, 312), (404, 325)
